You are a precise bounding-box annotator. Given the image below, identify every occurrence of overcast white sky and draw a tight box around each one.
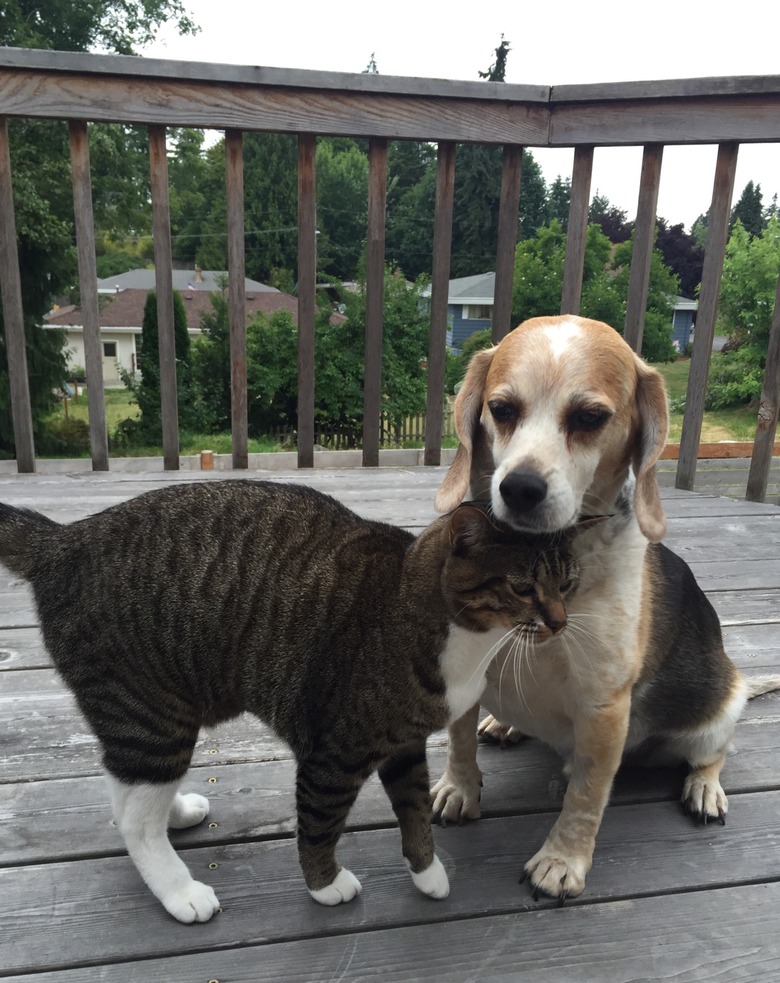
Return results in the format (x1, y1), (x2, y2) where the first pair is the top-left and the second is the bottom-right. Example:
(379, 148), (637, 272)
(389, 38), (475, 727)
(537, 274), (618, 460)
(141, 0), (780, 231)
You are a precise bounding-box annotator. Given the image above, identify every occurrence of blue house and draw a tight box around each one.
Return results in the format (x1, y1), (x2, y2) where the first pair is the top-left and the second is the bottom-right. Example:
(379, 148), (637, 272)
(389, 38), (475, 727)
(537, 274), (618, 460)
(427, 272), (702, 353)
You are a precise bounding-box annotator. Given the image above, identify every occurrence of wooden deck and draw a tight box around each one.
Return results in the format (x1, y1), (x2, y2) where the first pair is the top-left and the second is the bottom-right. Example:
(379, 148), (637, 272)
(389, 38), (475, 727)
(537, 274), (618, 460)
(2, 466), (780, 982)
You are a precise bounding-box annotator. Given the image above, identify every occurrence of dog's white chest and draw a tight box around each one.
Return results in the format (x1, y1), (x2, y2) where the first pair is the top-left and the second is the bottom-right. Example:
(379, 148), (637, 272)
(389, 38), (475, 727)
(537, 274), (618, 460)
(440, 624), (504, 724)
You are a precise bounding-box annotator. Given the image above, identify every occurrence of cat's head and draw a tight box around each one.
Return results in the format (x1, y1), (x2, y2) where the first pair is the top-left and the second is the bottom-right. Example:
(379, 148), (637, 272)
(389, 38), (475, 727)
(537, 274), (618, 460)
(442, 502), (582, 639)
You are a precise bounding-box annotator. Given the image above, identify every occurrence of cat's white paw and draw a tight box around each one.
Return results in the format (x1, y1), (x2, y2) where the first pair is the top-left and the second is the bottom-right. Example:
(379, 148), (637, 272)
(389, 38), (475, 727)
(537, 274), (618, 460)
(168, 792), (210, 830)
(308, 867), (362, 906)
(409, 854), (450, 899)
(162, 879), (221, 923)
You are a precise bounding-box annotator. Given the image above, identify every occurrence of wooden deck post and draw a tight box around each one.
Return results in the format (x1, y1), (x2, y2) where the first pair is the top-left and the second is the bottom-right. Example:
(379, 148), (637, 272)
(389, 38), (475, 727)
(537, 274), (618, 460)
(746, 269), (780, 502)
(0, 117), (35, 473)
(676, 142), (738, 491)
(424, 141), (455, 467)
(362, 137), (388, 468)
(225, 130), (248, 470)
(492, 145), (523, 343)
(297, 134), (317, 469)
(148, 124), (179, 471)
(561, 146), (594, 315)
(624, 144), (664, 355)
(68, 120), (109, 471)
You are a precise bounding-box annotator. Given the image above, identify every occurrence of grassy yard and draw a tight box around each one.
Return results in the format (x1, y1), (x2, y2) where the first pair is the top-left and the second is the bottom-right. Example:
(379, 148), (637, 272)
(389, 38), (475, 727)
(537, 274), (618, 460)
(656, 358), (759, 443)
(47, 357), (760, 457)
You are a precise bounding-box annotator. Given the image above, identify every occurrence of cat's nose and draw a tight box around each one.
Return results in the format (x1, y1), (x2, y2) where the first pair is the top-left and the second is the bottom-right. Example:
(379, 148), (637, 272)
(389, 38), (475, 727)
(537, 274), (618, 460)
(544, 602), (567, 633)
(499, 470), (548, 512)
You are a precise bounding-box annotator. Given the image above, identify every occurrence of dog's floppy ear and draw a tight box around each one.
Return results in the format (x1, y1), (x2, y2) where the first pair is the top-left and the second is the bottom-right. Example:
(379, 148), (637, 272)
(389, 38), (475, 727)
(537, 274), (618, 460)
(435, 346), (496, 513)
(631, 355), (669, 543)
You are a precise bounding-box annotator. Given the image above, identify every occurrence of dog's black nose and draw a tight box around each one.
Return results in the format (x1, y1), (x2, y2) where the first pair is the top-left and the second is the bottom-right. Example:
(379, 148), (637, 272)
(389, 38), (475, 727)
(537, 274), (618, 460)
(499, 470), (548, 512)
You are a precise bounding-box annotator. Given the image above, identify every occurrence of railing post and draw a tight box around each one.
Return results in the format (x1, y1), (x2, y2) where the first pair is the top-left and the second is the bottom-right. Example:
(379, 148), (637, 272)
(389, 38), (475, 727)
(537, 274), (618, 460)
(424, 141), (455, 467)
(0, 117), (35, 473)
(676, 142), (738, 491)
(746, 269), (780, 502)
(225, 129), (248, 470)
(561, 146), (593, 315)
(362, 137), (388, 467)
(148, 124), (179, 471)
(492, 145), (523, 343)
(69, 120), (109, 471)
(297, 134), (317, 469)
(624, 144), (664, 355)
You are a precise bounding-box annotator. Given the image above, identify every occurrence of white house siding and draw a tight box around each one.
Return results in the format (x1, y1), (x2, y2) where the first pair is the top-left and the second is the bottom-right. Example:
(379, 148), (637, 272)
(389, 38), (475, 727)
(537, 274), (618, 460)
(63, 328), (140, 382)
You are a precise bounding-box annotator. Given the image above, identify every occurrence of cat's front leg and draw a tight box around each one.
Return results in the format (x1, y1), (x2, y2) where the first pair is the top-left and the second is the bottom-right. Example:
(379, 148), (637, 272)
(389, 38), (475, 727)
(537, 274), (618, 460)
(523, 688), (630, 902)
(379, 741), (449, 899)
(295, 755), (364, 906)
(430, 703), (482, 824)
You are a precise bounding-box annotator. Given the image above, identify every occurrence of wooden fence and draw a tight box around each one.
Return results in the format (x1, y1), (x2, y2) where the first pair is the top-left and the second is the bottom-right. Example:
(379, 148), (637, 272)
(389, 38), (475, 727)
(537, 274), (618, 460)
(0, 49), (779, 500)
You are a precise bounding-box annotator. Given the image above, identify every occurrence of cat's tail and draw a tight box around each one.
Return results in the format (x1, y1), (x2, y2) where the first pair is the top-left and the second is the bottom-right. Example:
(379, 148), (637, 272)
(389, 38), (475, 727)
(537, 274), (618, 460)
(744, 674), (780, 700)
(0, 502), (58, 579)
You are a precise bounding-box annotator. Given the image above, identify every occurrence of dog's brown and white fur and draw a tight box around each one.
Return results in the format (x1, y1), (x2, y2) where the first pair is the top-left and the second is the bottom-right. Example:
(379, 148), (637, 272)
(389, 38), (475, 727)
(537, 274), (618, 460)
(431, 314), (780, 902)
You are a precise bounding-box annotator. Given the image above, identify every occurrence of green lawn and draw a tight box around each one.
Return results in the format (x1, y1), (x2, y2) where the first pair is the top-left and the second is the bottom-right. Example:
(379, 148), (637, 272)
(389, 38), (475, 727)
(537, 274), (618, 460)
(655, 358), (759, 443)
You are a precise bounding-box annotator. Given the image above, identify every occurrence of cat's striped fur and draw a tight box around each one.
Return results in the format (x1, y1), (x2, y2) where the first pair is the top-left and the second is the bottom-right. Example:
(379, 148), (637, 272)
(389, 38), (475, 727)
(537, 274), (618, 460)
(0, 480), (577, 923)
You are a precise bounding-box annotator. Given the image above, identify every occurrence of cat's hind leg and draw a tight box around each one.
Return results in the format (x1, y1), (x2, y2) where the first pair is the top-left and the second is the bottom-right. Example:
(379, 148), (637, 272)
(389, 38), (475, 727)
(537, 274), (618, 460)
(168, 791), (210, 829)
(106, 774), (220, 923)
(381, 741), (449, 900)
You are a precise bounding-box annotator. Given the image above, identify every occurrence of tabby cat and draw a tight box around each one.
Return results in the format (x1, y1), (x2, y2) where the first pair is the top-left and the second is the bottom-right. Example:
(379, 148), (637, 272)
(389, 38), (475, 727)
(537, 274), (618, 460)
(0, 480), (578, 923)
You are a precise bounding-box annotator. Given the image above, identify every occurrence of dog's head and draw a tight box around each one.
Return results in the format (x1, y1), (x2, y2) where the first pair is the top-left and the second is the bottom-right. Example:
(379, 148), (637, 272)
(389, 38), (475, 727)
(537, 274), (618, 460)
(436, 315), (669, 542)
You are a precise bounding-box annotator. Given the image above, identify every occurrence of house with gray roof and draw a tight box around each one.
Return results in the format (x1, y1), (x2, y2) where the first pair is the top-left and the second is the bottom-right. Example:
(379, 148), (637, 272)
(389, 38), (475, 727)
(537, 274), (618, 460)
(45, 269), (295, 383)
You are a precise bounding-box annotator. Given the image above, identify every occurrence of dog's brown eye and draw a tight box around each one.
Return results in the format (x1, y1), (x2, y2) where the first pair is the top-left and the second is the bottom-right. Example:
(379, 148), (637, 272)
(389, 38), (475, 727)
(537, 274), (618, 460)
(568, 408), (611, 432)
(488, 400), (517, 424)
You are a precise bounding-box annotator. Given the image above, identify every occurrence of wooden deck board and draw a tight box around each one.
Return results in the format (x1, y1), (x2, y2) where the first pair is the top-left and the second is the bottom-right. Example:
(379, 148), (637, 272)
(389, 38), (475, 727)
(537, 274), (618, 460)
(1, 466), (779, 981)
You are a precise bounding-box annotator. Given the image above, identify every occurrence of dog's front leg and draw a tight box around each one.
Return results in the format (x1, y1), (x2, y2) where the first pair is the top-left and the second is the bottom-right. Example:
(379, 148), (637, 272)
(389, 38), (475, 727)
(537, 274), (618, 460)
(524, 686), (631, 902)
(430, 703), (482, 824)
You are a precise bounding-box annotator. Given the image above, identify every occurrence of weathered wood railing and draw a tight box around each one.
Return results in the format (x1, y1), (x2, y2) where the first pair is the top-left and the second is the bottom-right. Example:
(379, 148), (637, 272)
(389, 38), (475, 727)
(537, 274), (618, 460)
(0, 49), (779, 500)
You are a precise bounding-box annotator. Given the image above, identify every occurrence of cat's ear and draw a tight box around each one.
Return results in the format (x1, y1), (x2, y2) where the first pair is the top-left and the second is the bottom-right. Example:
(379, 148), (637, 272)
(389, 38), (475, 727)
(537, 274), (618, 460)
(448, 503), (491, 554)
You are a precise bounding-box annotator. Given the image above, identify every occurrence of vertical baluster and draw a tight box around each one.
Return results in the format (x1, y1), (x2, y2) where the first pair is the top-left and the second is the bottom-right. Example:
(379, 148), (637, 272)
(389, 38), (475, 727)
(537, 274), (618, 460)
(297, 134), (317, 468)
(424, 141), (455, 467)
(624, 144), (664, 355)
(225, 129), (248, 470)
(493, 145), (523, 343)
(363, 137), (388, 467)
(561, 146), (594, 314)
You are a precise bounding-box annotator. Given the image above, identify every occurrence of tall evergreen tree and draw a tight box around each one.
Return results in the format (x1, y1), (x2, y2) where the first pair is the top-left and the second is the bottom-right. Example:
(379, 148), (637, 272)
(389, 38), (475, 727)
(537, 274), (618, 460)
(730, 180), (765, 237)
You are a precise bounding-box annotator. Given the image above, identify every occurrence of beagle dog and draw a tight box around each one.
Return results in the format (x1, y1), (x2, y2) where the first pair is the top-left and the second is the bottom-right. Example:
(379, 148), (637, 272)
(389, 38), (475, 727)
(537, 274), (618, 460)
(431, 314), (780, 903)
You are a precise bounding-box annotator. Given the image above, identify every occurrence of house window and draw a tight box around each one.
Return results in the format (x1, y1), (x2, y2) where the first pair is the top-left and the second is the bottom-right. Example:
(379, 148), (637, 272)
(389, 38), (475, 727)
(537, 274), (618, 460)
(465, 305), (492, 320)
(103, 342), (117, 358)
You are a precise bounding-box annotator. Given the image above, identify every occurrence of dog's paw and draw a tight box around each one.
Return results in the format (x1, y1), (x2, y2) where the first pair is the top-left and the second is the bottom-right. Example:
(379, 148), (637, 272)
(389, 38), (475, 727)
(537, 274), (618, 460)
(682, 773), (728, 825)
(477, 714), (527, 747)
(409, 855), (450, 899)
(523, 845), (589, 904)
(308, 868), (362, 906)
(430, 768), (482, 825)
(162, 879), (221, 923)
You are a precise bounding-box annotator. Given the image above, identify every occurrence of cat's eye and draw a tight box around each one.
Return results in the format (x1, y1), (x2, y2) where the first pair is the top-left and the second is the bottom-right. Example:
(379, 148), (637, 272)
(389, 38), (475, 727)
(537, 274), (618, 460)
(511, 584), (535, 598)
(560, 579), (574, 593)
(488, 399), (518, 424)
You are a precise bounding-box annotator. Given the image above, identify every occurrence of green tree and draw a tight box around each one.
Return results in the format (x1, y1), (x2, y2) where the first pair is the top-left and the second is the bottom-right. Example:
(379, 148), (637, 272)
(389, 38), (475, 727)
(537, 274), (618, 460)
(316, 139), (369, 279)
(546, 176), (571, 231)
(195, 132), (299, 282)
(122, 290), (194, 442)
(707, 216), (780, 407)
(0, 0), (197, 457)
(610, 236), (678, 363)
(730, 180), (765, 238)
